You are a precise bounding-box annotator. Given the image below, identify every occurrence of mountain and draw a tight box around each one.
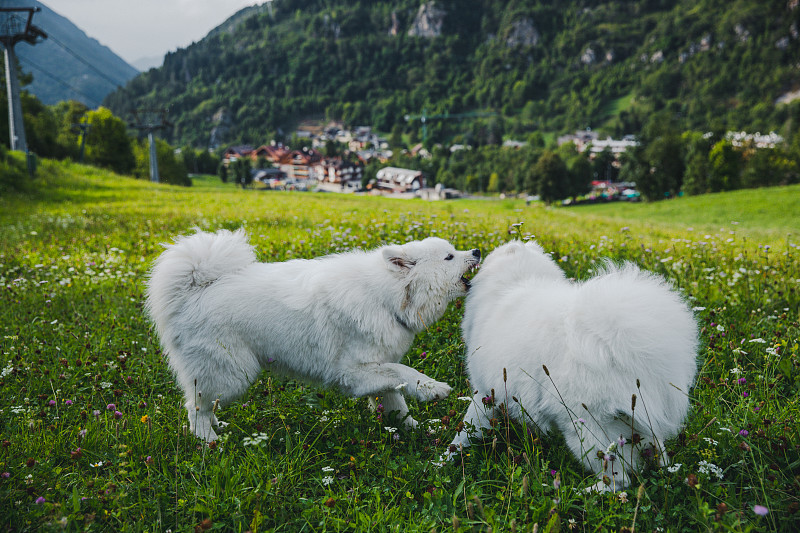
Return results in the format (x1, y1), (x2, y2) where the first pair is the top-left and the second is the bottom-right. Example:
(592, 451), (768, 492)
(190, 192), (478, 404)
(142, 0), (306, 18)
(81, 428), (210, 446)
(13, 2), (139, 107)
(103, 0), (800, 149)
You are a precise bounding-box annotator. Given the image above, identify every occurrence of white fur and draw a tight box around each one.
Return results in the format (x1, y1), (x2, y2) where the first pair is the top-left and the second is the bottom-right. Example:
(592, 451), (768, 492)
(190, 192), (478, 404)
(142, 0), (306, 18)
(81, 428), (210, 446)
(446, 240), (698, 491)
(146, 228), (480, 441)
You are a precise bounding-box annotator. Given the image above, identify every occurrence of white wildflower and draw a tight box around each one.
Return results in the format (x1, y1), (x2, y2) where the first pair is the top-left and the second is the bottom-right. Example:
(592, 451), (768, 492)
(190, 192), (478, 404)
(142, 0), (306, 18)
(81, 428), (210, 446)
(242, 432), (269, 446)
(698, 460), (724, 480)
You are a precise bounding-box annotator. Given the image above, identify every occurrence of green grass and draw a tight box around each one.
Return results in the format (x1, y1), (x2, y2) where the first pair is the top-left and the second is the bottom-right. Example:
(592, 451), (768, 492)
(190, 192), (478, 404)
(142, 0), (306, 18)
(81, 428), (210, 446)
(570, 185), (800, 246)
(1, 159), (799, 531)
(598, 92), (636, 130)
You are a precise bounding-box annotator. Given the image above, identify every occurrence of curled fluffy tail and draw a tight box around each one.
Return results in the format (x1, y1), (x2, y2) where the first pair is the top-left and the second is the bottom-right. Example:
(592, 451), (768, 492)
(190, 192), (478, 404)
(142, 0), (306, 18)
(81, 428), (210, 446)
(145, 228), (256, 329)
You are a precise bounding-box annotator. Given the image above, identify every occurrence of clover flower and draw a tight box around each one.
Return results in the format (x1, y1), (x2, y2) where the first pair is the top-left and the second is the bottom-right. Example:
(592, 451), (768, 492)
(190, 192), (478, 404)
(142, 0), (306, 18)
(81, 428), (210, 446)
(753, 505), (769, 516)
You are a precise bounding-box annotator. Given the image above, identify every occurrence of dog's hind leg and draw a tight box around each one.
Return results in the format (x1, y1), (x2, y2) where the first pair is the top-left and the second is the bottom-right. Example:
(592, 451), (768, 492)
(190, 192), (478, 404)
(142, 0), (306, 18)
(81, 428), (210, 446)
(441, 393), (496, 462)
(185, 398), (218, 442)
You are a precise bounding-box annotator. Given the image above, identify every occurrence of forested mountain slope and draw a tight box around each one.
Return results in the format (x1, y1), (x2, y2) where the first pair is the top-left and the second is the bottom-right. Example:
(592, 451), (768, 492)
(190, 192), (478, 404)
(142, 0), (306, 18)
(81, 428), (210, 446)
(103, 0), (800, 148)
(15, 2), (139, 106)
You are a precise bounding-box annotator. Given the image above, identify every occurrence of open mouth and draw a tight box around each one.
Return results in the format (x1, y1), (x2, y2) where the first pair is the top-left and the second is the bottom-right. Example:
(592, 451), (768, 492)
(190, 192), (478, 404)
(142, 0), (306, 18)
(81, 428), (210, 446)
(461, 261), (481, 290)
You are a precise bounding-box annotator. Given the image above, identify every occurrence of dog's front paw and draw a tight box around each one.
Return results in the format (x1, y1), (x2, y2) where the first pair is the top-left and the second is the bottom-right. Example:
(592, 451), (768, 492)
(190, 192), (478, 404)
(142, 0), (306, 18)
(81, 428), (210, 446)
(403, 416), (419, 429)
(414, 379), (452, 402)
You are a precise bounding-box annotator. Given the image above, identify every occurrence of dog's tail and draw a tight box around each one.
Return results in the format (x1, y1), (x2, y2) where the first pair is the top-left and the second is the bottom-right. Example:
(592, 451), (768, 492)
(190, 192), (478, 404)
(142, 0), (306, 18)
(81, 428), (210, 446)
(145, 228), (256, 325)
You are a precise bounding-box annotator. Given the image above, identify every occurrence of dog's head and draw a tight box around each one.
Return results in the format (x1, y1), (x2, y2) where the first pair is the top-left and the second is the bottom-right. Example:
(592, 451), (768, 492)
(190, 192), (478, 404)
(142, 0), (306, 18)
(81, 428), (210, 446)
(382, 237), (480, 329)
(476, 239), (565, 284)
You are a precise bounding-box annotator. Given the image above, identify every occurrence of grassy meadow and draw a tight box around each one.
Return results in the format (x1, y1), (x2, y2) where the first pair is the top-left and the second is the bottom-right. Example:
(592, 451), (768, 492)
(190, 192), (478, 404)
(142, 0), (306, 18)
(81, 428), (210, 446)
(1, 159), (799, 532)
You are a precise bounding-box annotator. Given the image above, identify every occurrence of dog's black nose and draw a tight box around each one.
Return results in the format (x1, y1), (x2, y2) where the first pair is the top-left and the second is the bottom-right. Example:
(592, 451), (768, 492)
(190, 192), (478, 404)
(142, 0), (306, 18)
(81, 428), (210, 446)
(472, 249), (481, 259)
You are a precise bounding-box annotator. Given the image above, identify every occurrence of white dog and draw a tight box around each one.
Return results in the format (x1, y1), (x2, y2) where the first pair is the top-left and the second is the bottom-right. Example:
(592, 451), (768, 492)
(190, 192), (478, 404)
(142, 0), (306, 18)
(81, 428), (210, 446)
(445, 240), (698, 490)
(146, 229), (480, 441)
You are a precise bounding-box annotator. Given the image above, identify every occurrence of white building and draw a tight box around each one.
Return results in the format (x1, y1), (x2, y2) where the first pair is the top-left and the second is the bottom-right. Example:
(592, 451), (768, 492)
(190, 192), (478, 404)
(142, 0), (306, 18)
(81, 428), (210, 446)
(375, 167), (424, 192)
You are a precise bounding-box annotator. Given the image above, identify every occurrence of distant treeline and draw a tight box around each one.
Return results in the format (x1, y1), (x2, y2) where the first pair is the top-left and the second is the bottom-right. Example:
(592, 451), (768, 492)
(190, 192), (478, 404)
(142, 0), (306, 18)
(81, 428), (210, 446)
(359, 110), (800, 203)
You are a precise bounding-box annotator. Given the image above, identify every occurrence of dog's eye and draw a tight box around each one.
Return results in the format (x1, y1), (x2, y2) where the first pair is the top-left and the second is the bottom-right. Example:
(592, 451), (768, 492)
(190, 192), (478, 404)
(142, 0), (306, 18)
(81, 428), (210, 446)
(444, 254), (454, 261)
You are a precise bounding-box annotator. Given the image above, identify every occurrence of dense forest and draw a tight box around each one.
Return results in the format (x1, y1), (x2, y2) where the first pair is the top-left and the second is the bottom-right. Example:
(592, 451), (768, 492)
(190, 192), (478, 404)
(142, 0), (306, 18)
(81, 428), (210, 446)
(104, 0), (800, 149)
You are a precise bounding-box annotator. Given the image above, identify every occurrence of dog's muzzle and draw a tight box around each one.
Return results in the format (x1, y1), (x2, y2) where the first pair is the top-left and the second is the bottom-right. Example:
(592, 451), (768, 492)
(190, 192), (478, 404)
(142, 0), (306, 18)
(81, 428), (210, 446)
(461, 250), (482, 290)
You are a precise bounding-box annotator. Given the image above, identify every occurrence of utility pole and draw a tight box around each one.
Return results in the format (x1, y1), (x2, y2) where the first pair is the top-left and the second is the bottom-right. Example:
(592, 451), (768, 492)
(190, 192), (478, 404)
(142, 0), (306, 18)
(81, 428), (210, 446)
(130, 108), (170, 183)
(0, 7), (47, 152)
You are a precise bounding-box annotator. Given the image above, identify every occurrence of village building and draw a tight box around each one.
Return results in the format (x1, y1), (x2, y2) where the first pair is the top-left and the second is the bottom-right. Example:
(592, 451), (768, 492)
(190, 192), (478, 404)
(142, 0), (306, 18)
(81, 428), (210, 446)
(221, 145), (255, 165)
(557, 130), (598, 151)
(253, 143), (290, 163)
(557, 130), (639, 154)
(277, 148), (323, 180)
(312, 158), (363, 185)
(375, 167), (424, 193)
(586, 135), (639, 154)
(724, 131), (784, 148)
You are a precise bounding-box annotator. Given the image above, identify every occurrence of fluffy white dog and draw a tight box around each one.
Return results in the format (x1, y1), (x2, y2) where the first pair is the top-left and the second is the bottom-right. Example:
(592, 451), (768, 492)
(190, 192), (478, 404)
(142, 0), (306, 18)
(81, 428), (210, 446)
(146, 229), (480, 441)
(445, 240), (698, 490)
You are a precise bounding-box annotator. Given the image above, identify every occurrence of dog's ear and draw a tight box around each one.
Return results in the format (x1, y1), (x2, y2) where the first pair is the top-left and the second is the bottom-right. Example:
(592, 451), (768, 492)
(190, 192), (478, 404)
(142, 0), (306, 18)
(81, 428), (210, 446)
(382, 246), (415, 272)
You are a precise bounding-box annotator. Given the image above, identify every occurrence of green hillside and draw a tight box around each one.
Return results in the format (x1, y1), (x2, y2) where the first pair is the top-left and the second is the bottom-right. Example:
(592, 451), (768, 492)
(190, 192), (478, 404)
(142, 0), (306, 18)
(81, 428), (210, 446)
(104, 0), (800, 148)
